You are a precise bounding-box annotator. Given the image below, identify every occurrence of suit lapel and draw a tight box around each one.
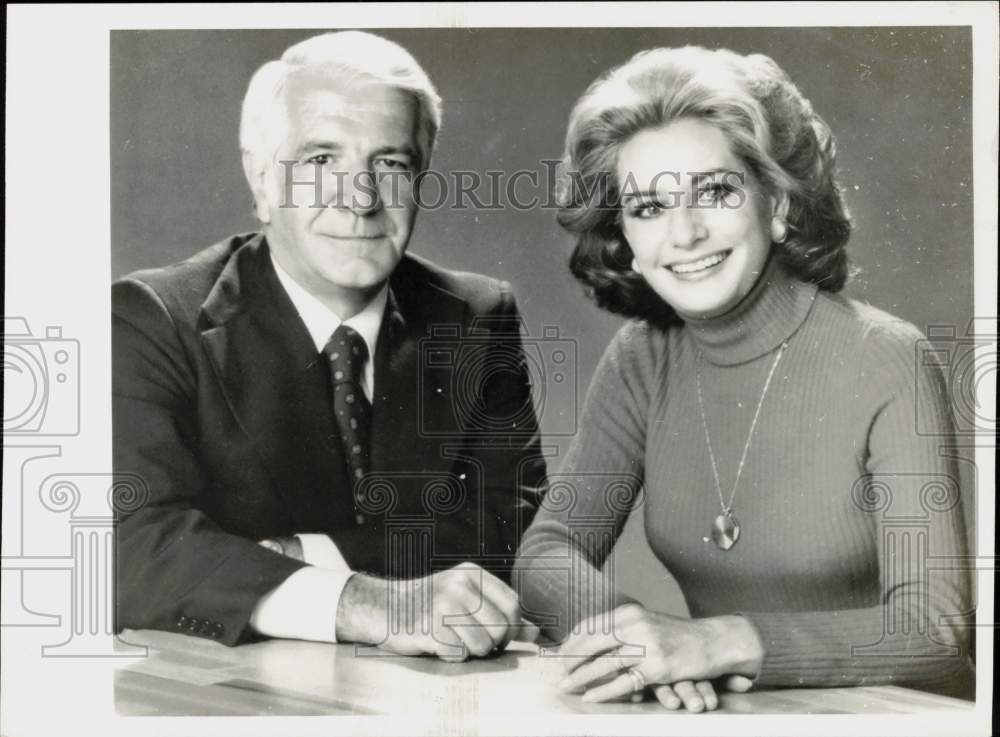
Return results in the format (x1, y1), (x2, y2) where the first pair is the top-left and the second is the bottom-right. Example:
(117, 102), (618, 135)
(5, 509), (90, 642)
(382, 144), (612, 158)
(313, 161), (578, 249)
(199, 237), (354, 531)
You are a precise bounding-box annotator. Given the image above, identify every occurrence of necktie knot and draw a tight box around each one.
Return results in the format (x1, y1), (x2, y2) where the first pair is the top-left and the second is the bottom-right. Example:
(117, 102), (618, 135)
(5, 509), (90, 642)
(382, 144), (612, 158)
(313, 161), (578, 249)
(323, 325), (369, 386)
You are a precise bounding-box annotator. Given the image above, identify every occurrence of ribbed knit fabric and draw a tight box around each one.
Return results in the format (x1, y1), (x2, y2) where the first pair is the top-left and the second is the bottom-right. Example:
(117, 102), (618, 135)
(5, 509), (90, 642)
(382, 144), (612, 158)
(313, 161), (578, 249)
(515, 255), (974, 695)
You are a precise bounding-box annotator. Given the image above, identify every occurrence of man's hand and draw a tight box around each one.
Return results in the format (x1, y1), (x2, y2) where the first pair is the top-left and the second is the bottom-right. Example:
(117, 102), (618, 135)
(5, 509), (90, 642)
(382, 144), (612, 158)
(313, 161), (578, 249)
(258, 536), (305, 562)
(335, 562), (539, 661)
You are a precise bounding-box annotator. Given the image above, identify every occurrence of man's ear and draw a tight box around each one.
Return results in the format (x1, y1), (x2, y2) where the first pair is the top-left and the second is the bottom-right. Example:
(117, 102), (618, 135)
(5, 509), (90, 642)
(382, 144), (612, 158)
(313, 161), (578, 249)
(241, 151), (272, 224)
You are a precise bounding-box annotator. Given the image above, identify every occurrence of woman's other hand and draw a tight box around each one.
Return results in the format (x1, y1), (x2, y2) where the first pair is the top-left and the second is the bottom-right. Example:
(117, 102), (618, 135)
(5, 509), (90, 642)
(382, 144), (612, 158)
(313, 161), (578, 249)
(556, 603), (763, 710)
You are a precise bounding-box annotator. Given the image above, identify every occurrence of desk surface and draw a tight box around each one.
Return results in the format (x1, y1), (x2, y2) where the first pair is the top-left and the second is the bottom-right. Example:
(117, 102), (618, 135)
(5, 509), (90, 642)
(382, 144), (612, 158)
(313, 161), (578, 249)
(115, 629), (973, 719)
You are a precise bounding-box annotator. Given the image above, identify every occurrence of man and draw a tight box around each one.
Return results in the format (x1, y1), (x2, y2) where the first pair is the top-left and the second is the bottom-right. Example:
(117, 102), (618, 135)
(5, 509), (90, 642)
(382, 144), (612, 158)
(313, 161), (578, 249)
(113, 31), (545, 660)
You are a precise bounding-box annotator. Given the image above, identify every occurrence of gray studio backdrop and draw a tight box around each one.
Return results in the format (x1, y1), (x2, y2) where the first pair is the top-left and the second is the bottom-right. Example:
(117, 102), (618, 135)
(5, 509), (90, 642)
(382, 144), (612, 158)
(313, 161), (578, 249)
(111, 27), (975, 613)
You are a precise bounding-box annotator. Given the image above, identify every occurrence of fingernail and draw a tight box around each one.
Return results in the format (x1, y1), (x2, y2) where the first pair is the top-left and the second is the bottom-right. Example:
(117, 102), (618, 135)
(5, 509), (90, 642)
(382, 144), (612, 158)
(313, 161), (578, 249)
(690, 699), (704, 712)
(581, 691), (596, 703)
(557, 678), (572, 691)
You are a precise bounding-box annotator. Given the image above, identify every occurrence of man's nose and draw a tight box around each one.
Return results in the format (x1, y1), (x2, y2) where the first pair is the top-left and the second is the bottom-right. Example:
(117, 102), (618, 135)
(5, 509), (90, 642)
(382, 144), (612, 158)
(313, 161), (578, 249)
(335, 169), (382, 215)
(669, 206), (707, 250)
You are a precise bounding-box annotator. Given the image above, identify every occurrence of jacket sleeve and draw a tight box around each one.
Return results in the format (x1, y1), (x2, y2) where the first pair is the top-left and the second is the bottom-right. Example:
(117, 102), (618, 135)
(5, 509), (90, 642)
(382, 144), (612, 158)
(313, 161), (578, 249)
(113, 277), (305, 645)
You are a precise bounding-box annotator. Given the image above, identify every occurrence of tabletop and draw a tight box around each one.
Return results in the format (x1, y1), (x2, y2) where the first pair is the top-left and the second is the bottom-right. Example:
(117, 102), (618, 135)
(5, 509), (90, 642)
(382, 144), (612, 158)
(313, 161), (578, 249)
(113, 629), (974, 720)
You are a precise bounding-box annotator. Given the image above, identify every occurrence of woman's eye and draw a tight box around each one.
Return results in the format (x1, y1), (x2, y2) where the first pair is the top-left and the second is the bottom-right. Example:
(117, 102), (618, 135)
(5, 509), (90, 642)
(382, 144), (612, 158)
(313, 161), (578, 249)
(695, 184), (726, 206)
(696, 182), (742, 207)
(630, 201), (664, 219)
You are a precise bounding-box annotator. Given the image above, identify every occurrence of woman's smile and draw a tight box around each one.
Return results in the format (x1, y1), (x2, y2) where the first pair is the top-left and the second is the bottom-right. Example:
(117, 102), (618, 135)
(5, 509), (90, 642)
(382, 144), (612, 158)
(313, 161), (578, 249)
(666, 249), (732, 279)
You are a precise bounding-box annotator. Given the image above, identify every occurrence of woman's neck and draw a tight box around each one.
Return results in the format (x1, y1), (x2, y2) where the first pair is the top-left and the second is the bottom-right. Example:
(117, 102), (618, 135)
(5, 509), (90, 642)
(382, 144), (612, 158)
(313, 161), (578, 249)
(682, 254), (818, 366)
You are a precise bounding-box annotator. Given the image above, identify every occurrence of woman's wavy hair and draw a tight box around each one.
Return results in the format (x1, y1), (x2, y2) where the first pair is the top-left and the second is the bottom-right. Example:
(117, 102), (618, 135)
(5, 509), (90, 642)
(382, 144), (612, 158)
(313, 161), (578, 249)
(558, 46), (853, 326)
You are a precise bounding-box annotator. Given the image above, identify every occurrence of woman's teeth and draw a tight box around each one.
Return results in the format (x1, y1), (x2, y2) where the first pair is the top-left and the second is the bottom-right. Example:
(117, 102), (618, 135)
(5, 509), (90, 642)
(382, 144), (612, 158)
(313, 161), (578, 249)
(668, 251), (729, 274)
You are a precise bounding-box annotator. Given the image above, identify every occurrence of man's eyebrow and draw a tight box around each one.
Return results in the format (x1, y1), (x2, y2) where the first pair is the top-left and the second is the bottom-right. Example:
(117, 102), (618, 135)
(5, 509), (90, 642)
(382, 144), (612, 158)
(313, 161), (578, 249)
(370, 144), (417, 159)
(290, 141), (417, 161)
(292, 140), (343, 158)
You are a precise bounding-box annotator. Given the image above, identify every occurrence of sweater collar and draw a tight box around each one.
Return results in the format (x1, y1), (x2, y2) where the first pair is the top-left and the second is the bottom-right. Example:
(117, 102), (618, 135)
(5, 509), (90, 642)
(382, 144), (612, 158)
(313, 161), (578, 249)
(682, 253), (818, 366)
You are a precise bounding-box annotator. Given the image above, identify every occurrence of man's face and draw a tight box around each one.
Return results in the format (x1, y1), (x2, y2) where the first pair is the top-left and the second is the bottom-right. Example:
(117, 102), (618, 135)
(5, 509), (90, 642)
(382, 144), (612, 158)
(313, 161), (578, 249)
(255, 72), (420, 313)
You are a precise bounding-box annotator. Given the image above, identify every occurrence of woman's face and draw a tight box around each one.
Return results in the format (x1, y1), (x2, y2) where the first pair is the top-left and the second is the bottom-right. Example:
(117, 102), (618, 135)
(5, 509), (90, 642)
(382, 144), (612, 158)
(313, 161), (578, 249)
(616, 118), (776, 319)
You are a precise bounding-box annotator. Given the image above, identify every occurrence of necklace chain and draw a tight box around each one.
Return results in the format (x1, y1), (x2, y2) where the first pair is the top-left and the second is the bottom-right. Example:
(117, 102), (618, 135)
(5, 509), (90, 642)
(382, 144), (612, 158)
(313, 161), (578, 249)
(695, 341), (788, 516)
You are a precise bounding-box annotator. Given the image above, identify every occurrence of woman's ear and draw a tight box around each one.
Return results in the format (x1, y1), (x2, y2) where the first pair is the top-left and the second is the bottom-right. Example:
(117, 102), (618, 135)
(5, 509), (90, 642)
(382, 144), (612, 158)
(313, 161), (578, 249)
(241, 151), (272, 224)
(770, 190), (790, 222)
(770, 191), (790, 244)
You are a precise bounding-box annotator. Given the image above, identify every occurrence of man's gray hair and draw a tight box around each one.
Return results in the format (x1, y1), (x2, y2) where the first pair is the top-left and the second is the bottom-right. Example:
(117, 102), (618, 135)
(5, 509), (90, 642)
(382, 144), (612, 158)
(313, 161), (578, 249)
(239, 31), (442, 174)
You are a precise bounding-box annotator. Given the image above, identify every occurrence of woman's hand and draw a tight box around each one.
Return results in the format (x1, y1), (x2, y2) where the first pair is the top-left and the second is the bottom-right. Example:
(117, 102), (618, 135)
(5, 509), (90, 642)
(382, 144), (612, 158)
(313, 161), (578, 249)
(556, 603), (763, 711)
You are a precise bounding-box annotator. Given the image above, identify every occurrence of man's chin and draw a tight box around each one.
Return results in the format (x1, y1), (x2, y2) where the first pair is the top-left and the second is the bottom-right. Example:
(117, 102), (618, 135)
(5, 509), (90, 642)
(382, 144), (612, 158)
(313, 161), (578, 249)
(319, 261), (397, 291)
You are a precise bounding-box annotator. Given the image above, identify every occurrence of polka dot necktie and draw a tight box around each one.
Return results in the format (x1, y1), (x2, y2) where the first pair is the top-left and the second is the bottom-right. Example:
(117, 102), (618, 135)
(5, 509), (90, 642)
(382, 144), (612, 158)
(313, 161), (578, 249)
(322, 325), (372, 523)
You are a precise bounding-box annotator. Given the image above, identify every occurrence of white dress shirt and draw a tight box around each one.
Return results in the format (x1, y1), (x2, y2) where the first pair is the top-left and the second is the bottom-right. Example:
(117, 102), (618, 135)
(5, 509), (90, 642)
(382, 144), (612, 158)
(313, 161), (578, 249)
(249, 253), (387, 643)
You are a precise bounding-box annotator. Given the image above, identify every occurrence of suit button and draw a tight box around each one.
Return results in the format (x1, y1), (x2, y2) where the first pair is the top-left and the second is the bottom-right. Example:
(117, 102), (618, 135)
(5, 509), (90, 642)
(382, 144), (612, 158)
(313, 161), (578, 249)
(176, 616), (187, 628)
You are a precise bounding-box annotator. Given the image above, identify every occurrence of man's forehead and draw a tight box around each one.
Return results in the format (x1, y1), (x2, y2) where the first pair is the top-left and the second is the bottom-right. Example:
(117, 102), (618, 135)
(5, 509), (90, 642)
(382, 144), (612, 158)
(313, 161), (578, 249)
(283, 69), (415, 128)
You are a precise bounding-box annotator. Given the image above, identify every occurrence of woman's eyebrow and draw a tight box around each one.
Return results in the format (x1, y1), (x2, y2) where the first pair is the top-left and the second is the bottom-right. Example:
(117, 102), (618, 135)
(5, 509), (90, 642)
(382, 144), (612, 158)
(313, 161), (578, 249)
(690, 167), (743, 180)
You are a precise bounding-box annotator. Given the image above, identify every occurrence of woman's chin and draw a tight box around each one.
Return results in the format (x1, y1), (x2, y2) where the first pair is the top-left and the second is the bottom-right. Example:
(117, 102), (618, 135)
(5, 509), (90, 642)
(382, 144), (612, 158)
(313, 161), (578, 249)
(657, 283), (742, 320)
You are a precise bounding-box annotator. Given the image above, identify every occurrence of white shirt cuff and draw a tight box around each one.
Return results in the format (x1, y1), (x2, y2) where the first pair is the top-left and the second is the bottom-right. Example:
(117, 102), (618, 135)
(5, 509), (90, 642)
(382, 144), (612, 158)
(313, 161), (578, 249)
(249, 566), (353, 643)
(296, 533), (353, 572)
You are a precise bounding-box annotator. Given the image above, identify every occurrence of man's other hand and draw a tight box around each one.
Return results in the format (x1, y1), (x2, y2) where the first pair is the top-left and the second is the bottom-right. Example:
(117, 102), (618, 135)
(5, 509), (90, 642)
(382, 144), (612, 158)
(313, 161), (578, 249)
(335, 562), (539, 661)
(258, 536), (305, 562)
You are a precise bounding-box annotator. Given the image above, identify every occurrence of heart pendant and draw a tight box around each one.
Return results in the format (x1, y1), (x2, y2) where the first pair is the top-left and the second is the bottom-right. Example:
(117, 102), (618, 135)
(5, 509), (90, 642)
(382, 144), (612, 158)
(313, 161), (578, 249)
(711, 512), (740, 551)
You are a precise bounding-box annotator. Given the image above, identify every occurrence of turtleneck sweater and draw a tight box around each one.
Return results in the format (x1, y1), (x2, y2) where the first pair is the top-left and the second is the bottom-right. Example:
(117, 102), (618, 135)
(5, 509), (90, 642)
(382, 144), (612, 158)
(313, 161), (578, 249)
(515, 256), (974, 695)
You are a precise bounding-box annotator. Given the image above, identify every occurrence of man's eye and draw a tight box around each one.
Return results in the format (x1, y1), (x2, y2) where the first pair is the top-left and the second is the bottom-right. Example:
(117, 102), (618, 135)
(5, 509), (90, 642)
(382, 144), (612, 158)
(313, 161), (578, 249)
(304, 154), (334, 166)
(374, 157), (410, 171)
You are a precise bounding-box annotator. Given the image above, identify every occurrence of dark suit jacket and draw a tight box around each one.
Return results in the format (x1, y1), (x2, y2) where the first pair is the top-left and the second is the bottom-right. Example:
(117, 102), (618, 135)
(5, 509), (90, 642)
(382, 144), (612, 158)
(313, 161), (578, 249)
(113, 233), (546, 645)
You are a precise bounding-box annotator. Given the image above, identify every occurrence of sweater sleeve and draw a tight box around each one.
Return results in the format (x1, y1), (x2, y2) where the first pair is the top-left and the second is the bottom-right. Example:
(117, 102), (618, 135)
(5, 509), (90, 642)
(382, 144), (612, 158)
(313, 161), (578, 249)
(741, 320), (974, 692)
(515, 322), (660, 642)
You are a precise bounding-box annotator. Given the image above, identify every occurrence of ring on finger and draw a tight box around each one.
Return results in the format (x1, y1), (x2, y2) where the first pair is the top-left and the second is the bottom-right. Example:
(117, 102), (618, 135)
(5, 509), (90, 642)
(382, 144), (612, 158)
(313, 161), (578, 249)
(626, 667), (647, 693)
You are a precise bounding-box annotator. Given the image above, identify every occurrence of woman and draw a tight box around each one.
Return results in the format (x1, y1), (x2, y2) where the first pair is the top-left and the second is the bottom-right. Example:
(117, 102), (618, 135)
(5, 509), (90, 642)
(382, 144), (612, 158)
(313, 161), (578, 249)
(515, 46), (973, 712)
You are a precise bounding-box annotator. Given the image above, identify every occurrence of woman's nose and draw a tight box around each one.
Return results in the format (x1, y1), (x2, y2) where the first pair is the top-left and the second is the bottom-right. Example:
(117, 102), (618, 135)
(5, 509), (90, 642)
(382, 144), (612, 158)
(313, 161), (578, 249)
(669, 206), (707, 250)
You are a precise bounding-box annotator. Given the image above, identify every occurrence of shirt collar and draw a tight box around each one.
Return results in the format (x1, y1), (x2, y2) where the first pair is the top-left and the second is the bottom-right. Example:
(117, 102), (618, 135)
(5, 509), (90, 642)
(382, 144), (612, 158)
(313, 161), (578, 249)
(269, 252), (387, 359)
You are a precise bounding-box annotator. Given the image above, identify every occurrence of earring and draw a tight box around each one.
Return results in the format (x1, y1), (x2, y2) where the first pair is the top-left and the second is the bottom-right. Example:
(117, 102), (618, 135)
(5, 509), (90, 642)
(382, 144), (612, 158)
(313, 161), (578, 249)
(771, 218), (788, 244)
(631, 257), (640, 272)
